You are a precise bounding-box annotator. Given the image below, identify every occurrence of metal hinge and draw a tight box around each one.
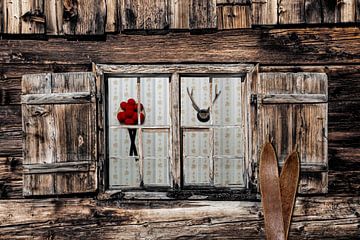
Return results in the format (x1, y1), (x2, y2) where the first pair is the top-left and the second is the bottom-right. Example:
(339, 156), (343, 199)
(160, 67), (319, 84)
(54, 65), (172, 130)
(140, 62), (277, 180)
(250, 94), (257, 105)
(97, 93), (103, 103)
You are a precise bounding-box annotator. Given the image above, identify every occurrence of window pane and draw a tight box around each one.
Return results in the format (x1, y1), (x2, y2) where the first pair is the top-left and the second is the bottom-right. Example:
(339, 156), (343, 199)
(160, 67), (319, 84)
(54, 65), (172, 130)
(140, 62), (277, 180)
(109, 156), (140, 188)
(109, 128), (140, 188)
(142, 131), (170, 186)
(214, 157), (245, 187)
(108, 77), (138, 126)
(214, 127), (244, 157)
(140, 77), (170, 126)
(181, 77), (211, 126)
(183, 131), (211, 185)
(183, 157), (210, 185)
(212, 77), (243, 125)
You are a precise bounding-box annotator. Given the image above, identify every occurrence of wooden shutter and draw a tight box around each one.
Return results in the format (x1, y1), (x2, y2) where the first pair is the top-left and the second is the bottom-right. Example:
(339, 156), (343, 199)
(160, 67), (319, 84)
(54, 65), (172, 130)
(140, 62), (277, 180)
(257, 72), (328, 194)
(21, 72), (97, 196)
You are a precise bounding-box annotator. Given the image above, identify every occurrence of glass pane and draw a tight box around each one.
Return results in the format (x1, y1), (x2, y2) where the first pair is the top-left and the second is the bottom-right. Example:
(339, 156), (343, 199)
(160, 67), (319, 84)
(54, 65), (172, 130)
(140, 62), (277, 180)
(214, 127), (244, 157)
(108, 77), (138, 126)
(214, 157), (245, 187)
(143, 158), (170, 186)
(183, 157), (210, 185)
(212, 77), (243, 125)
(140, 77), (170, 126)
(109, 156), (140, 188)
(181, 77), (211, 126)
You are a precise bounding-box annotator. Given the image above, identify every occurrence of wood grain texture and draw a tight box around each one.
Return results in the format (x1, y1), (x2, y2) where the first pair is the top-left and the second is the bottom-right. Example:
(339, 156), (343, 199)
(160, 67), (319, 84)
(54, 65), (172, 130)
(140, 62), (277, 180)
(252, 0), (277, 25)
(217, 5), (251, 29)
(278, 0), (305, 24)
(170, 0), (190, 29)
(21, 72), (97, 196)
(322, 0), (356, 23)
(190, 0), (217, 29)
(2, 0), (45, 34)
(0, 157), (22, 198)
(357, 0), (360, 21)
(304, 0), (322, 23)
(63, 0), (106, 35)
(0, 28), (359, 65)
(45, 0), (64, 35)
(105, 0), (119, 32)
(0, 196), (358, 239)
(121, 0), (169, 30)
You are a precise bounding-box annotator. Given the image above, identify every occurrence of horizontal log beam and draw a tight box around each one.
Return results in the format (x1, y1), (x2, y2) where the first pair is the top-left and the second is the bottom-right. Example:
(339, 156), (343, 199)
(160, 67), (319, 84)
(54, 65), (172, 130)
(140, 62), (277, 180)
(0, 197), (358, 239)
(0, 28), (359, 65)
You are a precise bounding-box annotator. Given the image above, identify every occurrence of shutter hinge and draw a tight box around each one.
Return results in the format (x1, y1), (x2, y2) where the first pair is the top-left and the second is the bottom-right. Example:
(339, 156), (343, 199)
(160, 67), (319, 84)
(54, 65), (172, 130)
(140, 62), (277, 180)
(250, 94), (257, 105)
(97, 93), (103, 103)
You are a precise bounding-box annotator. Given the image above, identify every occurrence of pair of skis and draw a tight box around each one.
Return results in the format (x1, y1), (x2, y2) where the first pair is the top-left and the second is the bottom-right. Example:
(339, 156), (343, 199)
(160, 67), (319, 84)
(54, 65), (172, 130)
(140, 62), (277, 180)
(259, 143), (300, 240)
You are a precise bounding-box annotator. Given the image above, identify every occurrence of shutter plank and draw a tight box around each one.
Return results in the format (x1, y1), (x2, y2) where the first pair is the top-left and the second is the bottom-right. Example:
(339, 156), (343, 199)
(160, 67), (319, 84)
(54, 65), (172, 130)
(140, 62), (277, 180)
(22, 72), (97, 196)
(20, 0), (45, 34)
(258, 72), (328, 194)
(121, 0), (144, 30)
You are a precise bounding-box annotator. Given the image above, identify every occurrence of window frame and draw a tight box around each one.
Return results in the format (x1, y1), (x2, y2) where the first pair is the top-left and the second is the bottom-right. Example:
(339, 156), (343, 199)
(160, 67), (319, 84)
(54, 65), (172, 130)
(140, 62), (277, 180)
(94, 63), (259, 200)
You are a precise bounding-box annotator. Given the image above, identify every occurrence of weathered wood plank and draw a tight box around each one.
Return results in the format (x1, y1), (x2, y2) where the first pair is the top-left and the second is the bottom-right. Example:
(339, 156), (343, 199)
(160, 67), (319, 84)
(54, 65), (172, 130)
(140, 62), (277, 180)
(216, 0), (250, 4)
(170, 0), (190, 29)
(44, 0), (64, 35)
(23, 162), (95, 174)
(21, 92), (93, 104)
(190, 0), (217, 29)
(2, 0), (45, 34)
(357, 0), (360, 22)
(252, 0), (277, 25)
(0, 78), (21, 105)
(0, 157), (22, 198)
(105, 0), (119, 33)
(20, 0), (45, 34)
(0, 197), (358, 239)
(63, 0), (106, 35)
(0, 0), (3, 33)
(279, 0), (305, 24)
(322, 0), (356, 23)
(1, 28), (359, 65)
(261, 93), (327, 104)
(304, 0), (322, 23)
(121, 0), (169, 30)
(217, 5), (251, 29)
(3, 0), (21, 33)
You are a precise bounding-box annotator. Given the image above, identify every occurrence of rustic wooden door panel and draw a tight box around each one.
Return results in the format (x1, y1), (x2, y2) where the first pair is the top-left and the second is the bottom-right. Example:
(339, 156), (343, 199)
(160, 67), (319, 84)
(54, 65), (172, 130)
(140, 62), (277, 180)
(278, 0), (305, 24)
(257, 72), (328, 194)
(21, 72), (97, 196)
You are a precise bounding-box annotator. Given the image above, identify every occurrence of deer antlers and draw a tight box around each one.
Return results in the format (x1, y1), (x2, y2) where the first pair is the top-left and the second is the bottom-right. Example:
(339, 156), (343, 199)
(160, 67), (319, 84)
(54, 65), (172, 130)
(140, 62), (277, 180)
(186, 85), (222, 123)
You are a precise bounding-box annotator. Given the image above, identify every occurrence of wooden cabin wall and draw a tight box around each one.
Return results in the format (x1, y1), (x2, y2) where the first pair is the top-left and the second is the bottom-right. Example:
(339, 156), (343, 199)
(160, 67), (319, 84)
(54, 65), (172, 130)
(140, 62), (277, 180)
(0, 0), (359, 239)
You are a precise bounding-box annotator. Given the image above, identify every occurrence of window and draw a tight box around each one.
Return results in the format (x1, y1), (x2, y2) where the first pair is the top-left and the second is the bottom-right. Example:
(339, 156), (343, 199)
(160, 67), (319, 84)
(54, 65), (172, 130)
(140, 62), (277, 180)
(106, 74), (246, 190)
(20, 64), (328, 198)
